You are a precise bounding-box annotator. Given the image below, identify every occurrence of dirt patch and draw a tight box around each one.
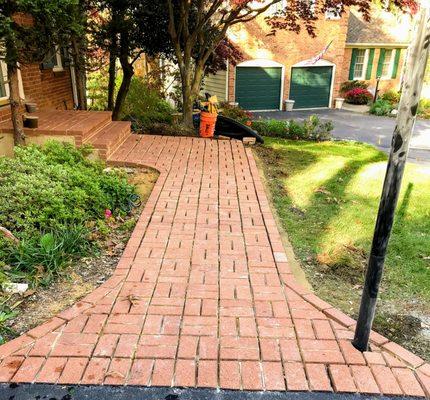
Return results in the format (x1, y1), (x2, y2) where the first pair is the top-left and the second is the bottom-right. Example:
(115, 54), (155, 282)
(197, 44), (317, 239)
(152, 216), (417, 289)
(2, 167), (158, 341)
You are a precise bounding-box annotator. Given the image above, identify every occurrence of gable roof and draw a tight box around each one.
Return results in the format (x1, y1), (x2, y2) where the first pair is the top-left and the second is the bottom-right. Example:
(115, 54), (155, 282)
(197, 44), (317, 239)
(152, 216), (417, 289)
(346, 6), (412, 46)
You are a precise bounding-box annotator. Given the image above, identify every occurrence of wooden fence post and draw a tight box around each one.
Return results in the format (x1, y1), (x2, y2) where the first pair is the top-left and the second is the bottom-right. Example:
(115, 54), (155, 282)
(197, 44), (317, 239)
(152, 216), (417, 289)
(352, 6), (430, 352)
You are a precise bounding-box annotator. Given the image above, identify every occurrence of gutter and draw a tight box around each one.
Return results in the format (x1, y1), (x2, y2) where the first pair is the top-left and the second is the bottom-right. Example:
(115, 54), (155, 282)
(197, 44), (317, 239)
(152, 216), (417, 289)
(345, 42), (409, 48)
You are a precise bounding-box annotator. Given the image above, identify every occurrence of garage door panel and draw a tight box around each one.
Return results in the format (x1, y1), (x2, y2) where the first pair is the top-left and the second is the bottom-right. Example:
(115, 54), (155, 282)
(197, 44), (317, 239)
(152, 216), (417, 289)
(290, 66), (333, 109)
(236, 67), (282, 110)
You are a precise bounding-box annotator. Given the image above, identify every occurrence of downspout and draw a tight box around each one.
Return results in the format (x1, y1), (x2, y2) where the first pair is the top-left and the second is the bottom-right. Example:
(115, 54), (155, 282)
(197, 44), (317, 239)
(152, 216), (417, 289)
(69, 63), (79, 109)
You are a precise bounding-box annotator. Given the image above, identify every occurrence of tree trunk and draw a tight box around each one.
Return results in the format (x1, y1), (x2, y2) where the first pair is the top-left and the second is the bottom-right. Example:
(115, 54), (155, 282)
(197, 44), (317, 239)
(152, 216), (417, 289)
(112, 61), (133, 121)
(179, 56), (207, 129)
(71, 36), (87, 110)
(107, 49), (117, 111)
(181, 85), (194, 128)
(352, 6), (430, 352)
(7, 63), (25, 146)
(180, 64), (200, 129)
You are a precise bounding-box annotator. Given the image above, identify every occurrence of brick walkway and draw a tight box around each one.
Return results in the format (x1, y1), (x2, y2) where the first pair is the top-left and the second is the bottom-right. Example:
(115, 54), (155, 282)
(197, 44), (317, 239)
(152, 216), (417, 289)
(0, 135), (428, 397)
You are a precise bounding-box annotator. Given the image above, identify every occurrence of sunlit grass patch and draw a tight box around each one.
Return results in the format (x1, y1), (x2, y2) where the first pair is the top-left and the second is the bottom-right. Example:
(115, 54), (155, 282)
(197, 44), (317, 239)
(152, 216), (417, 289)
(255, 138), (430, 305)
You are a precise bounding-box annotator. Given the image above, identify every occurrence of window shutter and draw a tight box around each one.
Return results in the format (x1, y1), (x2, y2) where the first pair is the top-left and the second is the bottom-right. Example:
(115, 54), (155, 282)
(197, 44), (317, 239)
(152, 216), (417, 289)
(376, 49), (386, 78)
(365, 49), (375, 80)
(391, 49), (401, 79)
(349, 49), (358, 80)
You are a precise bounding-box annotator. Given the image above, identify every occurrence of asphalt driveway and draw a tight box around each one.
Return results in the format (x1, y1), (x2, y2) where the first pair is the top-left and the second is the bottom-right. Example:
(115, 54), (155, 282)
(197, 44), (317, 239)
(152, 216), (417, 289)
(253, 109), (430, 163)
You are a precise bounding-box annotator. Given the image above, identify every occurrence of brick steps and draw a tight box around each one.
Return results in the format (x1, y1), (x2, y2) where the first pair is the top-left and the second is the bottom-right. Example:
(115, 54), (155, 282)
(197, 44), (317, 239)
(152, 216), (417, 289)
(84, 120), (132, 160)
(75, 112), (113, 142)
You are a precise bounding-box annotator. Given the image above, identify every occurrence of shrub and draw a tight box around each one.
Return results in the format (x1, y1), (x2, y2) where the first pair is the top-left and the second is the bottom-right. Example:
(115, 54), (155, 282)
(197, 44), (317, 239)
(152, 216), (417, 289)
(418, 98), (430, 119)
(87, 69), (109, 111)
(302, 115), (334, 141)
(381, 90), (400, 105)
(340, 80), (369, 94)
(251, 119), (289, 138)
(120, 77), (174, 130)
(0, 141), (135, 240)
(219, 102), (253, 124)
(0, 141), (136, 282)
(251, 116), (333, 141)
(369, 99), (394, 116)
(344, 88), (373, 105)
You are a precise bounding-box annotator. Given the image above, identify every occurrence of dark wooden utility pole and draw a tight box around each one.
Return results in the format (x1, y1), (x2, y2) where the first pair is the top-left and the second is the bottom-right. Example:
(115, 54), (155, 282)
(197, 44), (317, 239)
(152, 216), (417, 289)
(353, 7), (430, 352)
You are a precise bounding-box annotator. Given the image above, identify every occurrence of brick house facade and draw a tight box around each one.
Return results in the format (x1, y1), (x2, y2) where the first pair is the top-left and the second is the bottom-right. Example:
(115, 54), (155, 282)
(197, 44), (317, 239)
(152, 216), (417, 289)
(0, 12), (76, 123)
(0, 60), (76, 123)
(203, 5), (412, 110)
(343, 7), (411, 94)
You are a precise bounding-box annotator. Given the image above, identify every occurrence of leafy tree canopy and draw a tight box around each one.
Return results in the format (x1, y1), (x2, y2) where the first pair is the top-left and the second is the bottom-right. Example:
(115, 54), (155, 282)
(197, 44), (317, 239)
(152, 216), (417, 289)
(0, 0), (82, 65)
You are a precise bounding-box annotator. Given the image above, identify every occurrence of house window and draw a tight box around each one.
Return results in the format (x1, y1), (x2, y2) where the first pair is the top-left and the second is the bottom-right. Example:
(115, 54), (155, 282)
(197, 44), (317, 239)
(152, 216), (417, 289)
(41, 46), (64, 71)
(0, 59), (9, 101)
(353, 49), (368, 80)
(380, 49), (395, 78)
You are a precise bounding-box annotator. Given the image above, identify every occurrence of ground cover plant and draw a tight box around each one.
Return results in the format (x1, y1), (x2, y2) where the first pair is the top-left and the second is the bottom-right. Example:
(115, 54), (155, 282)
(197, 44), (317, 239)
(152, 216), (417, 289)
(0, 141), (139, 341)
(255, 138), (430, 360)
(369, 98), (394, 116)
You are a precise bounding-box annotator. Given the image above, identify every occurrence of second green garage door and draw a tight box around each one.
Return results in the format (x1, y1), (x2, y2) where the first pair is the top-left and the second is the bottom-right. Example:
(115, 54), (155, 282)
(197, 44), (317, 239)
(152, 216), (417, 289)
(236, 67), (282, 110)
(289, 66), (333, 109)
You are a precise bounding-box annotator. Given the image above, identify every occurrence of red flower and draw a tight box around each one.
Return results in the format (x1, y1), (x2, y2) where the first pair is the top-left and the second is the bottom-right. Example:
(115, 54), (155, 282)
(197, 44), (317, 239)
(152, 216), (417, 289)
(105, 209), (112, 219)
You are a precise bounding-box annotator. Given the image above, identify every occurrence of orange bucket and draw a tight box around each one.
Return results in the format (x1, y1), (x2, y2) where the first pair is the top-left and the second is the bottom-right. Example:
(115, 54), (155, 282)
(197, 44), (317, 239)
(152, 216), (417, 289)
(199, 111), (217, 138)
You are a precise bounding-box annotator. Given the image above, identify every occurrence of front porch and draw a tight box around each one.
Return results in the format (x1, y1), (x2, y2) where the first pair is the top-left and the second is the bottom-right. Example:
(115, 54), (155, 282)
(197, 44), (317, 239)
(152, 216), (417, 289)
(0, 110), (131, 159)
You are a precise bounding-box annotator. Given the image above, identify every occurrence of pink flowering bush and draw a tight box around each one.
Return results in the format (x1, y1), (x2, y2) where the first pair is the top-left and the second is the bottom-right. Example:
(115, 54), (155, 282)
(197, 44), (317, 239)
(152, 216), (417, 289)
(344, 88), (373, 105)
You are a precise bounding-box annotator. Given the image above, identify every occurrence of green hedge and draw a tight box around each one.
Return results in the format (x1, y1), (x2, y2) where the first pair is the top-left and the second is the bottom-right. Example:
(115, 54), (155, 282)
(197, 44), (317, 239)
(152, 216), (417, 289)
(252, 115), (333, 141)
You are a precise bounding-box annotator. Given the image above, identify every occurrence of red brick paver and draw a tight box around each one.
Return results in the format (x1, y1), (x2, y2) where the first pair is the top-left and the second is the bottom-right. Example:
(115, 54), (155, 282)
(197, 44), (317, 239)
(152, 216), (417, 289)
(0, 135), (428, 397)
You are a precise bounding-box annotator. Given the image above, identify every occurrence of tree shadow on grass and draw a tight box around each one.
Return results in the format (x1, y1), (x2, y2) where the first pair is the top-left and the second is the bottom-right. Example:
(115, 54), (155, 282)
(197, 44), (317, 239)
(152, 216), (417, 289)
(257, 140), (430, 361)
(256, 140), (387, 283)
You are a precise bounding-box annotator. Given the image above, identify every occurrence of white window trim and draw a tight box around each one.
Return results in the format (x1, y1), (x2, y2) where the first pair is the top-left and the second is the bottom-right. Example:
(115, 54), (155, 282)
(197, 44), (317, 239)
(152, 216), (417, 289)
(380, 49), (396, 80)
(353, 49), (369, 81)
(0, 58), (25, 102)
(0, 58), (10, 101)
(52, 46), (64, 72)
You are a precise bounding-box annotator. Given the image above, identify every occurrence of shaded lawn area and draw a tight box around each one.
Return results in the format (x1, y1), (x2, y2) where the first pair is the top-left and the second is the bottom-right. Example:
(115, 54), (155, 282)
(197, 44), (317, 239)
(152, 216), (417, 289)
(254, 138), (430, 361)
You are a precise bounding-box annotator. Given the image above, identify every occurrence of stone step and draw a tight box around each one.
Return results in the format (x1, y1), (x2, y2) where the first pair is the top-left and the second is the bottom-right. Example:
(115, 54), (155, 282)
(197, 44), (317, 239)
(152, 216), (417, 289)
(85, 120), (131, 160)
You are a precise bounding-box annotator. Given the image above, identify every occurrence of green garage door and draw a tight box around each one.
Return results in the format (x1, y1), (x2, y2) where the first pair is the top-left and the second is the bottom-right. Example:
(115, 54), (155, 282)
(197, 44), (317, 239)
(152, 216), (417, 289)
(236, 67), (282, 110)
(289, 66), (333, 109)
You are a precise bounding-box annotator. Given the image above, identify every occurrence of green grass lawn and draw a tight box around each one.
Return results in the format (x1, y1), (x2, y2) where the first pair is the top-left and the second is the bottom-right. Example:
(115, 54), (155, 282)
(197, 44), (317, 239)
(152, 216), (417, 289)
(254, 138), (430, 359)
